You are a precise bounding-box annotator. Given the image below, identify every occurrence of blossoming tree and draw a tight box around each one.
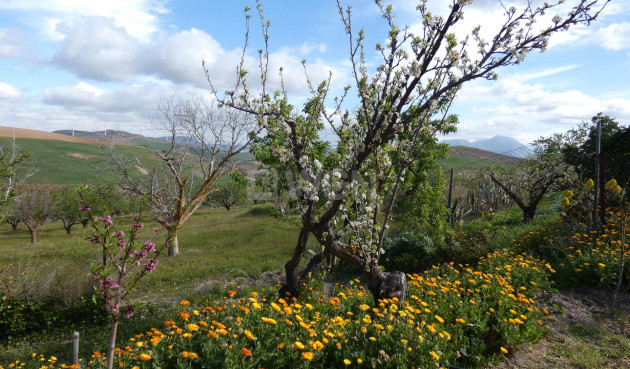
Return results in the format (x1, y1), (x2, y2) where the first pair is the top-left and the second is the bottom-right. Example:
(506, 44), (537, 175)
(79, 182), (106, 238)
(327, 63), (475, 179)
(209, 0), (609, 302)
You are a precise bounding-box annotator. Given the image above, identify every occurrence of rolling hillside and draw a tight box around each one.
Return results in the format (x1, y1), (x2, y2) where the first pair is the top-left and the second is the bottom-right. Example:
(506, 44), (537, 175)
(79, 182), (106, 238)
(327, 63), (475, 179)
(0, 126), (257, 185)
(1, 126), (516, 185)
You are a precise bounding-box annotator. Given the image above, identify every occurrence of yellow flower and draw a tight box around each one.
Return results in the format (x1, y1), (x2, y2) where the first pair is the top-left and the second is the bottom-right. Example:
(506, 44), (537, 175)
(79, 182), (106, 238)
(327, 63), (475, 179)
(344, 359), (351, 365)
(271, 302), (281, 311)
(187, 323), (199, 331)
(262, 317), (278, 325)
(244, 330), (257, 340)
(585, 179), (594, 189)
(357, 358), (363, 364)
(434, 315), (444, 323)
(295, 341), (305, 350)
(302, 352), (314, 361)
(137, 354), (151, 362)
(430, 351), (440, 361)
(501, 347), (509, 354)
(561, 197), (570, 207)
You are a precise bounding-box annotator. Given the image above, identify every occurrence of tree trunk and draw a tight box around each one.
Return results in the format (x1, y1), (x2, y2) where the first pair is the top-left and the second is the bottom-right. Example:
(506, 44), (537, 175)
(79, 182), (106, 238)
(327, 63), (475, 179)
(365, 271), (409, 305)
(280, 226), (310, 298)
(522, 205), (537, 222)
(106, 317), (119, 369)
(65, 224), (73, 235)
(225, 204), (231, 211)
(10, 222), (18, 231)
(168, 232), (179, 257)
(30, 229), (36, 244)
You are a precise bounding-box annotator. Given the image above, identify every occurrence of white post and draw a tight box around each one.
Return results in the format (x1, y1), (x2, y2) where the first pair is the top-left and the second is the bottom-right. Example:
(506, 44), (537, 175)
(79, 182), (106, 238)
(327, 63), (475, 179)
(73, 331), (80, 365)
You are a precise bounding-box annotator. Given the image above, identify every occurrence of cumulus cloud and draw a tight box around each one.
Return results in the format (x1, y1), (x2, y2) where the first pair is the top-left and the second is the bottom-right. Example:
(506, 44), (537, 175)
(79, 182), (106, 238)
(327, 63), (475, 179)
(42, 81), (173, 115)
(453, 77), (630, 144)
(4, 82), (210, 135)
(0, 0), (167, 41)
(0, 28), (23, 58)
(53, 17), (141, 82)
(0, 82), (23, 99)
(49, 16), (350, 95)
(591, 22), (630, 51)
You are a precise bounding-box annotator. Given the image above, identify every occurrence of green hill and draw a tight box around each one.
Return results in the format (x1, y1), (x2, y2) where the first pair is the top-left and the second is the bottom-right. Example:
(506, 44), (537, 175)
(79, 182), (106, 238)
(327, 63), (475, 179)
(0, 137), (156, 185)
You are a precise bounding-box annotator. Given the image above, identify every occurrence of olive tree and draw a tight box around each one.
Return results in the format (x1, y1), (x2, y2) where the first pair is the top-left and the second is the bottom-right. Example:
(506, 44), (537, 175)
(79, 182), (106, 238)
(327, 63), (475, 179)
(107, 95), (257, 256)
(210, 0), (608, 302)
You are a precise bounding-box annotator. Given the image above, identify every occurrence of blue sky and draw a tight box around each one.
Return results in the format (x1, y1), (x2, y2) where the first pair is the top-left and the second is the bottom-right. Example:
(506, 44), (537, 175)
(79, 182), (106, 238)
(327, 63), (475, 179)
(0, 0), (628, 145)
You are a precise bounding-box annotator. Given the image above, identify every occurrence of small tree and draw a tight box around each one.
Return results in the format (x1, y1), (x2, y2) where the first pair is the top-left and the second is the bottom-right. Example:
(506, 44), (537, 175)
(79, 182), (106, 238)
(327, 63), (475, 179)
(489, 151), (574, 221)
(207, 178), (248, 211)
(13, 185), (55, 243)
(80, 193), (168, 369)
(107, 95), (257, 256)
(0, 138), (31, 216)
(52, 186), (83, 234)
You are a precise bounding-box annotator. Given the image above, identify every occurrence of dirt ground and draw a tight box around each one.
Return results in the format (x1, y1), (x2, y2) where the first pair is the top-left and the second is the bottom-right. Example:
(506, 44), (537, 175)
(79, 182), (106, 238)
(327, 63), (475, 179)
(492, 288), (630, 369)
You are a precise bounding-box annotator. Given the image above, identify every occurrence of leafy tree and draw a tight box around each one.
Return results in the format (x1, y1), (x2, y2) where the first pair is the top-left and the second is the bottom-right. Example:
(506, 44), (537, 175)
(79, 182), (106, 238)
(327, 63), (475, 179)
(52, 186), (83, 234)
(390, 133), (451, 245)
(570, 114), (628, 185)
(107, 95), (257, 256)
(210, 0), (607, 302)
(13, 185), (55, 244)
(207, 177), (248, 211)
(488, 150), (574, 221)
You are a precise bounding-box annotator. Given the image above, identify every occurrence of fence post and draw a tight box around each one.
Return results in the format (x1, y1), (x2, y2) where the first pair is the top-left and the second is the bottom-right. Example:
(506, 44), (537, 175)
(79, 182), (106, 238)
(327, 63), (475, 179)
(593, 120), (601, 229)
(447, 168), (454, 225)
(73, 331), (80, 365)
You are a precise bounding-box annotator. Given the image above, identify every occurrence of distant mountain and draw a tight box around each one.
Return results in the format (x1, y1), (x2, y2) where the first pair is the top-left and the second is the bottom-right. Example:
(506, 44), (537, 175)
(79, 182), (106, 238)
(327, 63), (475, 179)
(442, 135), (532, 158)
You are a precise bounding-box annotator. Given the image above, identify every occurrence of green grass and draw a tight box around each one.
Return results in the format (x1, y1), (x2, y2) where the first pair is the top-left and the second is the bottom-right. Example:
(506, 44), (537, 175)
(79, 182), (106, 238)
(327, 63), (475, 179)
(0, 206), (313, 303)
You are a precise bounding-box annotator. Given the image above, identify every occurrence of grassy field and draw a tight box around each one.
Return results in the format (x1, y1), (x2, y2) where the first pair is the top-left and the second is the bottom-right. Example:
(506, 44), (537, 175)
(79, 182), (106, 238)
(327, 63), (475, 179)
(0, 206), (313, 303)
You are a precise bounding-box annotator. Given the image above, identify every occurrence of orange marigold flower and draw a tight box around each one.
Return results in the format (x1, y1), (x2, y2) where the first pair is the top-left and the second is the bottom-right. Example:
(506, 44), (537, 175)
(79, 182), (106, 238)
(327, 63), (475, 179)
(241, 348), (252, 357)
(227, 290), (237, 296)
(302, 352), (314, 361)
(138, 354), (152, 362)
(501, 347), (509, 354)
(180, 300), (190, 306)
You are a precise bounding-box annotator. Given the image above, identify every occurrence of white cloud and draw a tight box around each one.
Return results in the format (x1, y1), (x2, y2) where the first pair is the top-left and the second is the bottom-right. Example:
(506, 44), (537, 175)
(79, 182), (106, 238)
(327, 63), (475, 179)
(0, 0), (167, 41)
(299, 42), (327, 56)
(0, 28), (23, 58)
(509, 65), (581, 82)
(0, 82), (23, 99)
(454, 78), (630, 144)
(591, 22), (630, 51)
(42, 81), (171, 115)
(53, 17), (141, 82)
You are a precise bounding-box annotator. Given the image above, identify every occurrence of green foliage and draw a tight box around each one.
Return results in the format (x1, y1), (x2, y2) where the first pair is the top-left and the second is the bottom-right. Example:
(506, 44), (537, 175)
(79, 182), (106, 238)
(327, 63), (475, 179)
(537, 113), (630, 185)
